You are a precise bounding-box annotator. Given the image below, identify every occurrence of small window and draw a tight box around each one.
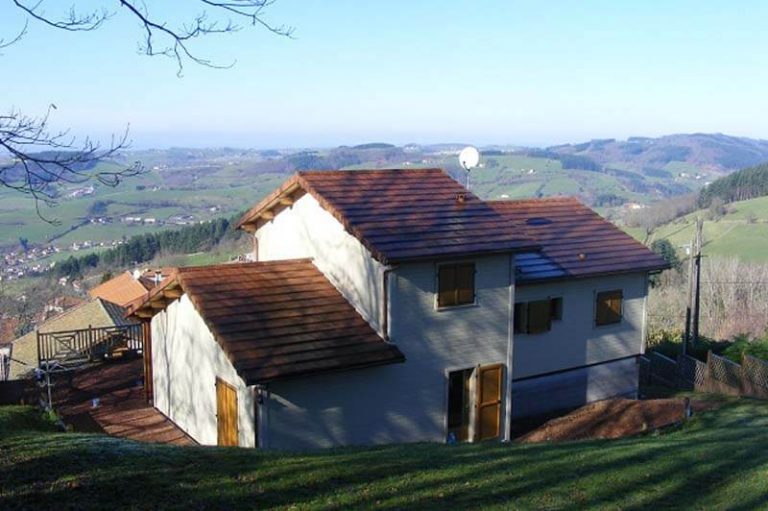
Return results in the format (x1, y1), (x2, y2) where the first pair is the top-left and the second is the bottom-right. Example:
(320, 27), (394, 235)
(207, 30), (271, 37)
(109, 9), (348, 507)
(514, 297), (562, 334)
(438, 263), (475, 308)
(596, 290), (623, 326)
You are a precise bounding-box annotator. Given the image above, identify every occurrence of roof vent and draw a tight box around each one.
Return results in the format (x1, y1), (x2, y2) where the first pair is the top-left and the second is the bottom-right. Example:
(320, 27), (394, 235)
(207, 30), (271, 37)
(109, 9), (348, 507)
(456, 193), (467, 204)
(526, 217), (552, 226)
(578, 253), (587, 261)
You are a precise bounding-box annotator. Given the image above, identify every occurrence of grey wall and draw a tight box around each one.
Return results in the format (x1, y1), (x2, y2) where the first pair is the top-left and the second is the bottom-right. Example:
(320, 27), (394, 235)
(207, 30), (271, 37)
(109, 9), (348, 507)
(265, 254), (514, 450)
(513, 272), (648, 379)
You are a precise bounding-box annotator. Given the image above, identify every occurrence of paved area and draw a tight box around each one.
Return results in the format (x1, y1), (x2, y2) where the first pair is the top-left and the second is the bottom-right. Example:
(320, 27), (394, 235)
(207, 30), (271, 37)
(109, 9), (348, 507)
(52, 357), (195, 446)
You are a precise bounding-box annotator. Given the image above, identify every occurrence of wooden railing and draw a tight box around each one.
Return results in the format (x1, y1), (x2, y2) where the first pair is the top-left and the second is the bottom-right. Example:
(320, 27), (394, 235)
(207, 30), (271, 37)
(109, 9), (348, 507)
(37, 323), (144, 368)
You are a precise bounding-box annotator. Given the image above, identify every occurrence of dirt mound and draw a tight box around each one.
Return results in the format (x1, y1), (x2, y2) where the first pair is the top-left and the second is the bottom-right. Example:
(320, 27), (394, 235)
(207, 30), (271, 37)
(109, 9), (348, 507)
(517, 398), (692, 443)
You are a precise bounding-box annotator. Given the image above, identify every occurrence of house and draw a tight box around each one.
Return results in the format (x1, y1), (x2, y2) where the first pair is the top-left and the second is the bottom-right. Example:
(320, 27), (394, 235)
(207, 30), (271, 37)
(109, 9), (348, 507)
(89, 271), (151, 307)
(8, 298), (136, 380)
(128, 168), (667, 450)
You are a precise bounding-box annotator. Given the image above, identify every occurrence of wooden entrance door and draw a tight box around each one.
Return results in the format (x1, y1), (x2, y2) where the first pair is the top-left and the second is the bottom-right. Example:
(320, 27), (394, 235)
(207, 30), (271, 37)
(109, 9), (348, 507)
(475, 364), (503, 441)
(216, 378), (238, 446)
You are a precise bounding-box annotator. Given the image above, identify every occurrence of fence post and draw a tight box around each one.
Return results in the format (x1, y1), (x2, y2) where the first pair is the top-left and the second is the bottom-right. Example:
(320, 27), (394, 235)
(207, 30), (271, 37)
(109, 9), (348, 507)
(705, 350), (713, 393)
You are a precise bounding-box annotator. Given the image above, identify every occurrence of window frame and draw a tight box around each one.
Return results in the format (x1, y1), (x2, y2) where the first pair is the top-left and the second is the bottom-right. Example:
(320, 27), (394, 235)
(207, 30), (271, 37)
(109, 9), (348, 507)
(594, 289), (623, 327)
(435, 261), (477, 310)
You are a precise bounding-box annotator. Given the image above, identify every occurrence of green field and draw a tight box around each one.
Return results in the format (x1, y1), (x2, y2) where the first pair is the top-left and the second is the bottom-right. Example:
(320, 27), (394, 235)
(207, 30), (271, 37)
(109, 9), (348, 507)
(634, 195), (768, 262)
(2, 396), (768, 510)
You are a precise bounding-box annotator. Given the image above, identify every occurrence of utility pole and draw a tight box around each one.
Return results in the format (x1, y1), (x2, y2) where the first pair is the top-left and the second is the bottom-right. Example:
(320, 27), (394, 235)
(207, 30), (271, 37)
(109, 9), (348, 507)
(692, 218), (703, 345)
(682, 218), (703, 356)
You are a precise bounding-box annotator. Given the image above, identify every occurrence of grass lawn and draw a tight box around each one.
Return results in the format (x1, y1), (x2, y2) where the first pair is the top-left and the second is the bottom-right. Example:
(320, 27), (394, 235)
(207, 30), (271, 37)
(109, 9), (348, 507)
(2, 397), (768, 510)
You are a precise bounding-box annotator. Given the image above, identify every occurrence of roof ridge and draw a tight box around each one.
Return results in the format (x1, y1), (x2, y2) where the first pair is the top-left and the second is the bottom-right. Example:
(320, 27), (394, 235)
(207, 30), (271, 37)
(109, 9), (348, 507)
(177, 258), (314, 273)
(297, 168), (445, 176)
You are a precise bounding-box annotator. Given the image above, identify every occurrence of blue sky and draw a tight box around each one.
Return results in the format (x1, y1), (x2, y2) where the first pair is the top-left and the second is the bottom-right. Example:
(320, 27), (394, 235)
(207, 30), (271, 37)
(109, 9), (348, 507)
(2, 1), (768, 149)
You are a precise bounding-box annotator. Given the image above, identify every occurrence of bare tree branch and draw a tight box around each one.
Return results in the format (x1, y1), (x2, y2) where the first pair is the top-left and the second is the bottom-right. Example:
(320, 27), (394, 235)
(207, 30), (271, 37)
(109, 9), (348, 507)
(0, 106), (144, 223)
(1, 0), (291, 220)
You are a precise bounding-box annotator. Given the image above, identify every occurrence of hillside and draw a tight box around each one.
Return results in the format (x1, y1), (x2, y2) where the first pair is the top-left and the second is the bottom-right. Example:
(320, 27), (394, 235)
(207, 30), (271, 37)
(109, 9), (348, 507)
(2, 397), (768, 510)
(627, 195), (768, 262)
(549, 133), (768, 176)
(5, 134), (768, 285)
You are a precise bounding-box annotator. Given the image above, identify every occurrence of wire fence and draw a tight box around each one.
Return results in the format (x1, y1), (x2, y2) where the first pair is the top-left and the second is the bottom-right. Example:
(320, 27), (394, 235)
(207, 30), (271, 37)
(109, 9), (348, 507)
(640, 350), (768, 399)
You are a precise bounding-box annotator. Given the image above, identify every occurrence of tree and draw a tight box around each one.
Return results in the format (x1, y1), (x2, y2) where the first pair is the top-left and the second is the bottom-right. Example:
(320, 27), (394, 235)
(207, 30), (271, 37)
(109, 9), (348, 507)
(650, 238), (680, 270)
(2, 1), (291, 220)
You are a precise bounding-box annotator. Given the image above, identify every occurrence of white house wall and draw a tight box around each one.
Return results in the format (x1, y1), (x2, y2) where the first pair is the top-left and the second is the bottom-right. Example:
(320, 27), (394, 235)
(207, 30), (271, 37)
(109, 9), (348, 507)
(151, 295), (255, 447)
(513, 272), (648, 379)
(511, 357), (639, 418)
(265, 254), (514, 450)
(255, 193), (385, 334)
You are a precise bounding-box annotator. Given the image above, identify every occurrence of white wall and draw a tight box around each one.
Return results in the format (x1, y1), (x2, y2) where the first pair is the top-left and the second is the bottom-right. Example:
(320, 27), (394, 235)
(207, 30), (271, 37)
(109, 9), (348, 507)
(513, 272), (648, 379)
(152, 295), (255, 447)
(511, 357), (639, 418)
(265, 254), (514, 450)
(255, 193), (385, 334)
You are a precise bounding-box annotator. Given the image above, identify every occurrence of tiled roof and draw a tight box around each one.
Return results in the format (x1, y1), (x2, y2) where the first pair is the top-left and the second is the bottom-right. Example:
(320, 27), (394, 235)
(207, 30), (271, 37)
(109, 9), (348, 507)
(236, 169), (539, 264)
(127, 260), (405, 384)
(89, 271), (149, 307)
(489, 198), (669, 282)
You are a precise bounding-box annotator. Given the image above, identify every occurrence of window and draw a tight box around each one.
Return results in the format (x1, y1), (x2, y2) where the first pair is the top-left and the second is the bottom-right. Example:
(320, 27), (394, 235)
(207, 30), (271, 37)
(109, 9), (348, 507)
(438, 263), (475, 308)
(514, 297), (563, 334)
(595, 290), (623, 326)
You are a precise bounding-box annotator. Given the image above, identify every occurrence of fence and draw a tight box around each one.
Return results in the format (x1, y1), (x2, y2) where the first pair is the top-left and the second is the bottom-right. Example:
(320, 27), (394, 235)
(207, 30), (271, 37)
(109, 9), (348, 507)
(37, 323), (144, 369)
(642, 350), (768, 399)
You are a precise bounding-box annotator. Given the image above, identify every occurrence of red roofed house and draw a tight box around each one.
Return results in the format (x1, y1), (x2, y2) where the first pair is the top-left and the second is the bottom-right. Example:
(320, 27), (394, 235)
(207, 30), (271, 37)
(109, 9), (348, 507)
(129, 168), (667, 450)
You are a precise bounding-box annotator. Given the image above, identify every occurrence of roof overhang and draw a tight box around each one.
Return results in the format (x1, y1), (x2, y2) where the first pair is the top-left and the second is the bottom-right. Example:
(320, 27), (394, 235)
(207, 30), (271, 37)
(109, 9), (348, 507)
(236, 174), (307, 233)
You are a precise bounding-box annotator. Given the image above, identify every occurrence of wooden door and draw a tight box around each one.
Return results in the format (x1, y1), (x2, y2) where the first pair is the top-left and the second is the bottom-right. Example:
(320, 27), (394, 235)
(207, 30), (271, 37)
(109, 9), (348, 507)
(475, 364), (503, 441)
(216, 378), (239, 446)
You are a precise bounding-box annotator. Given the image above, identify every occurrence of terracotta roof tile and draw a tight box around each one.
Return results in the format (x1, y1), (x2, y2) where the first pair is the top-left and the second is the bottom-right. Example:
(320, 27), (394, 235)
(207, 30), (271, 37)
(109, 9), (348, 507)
(128, 260), (404, 384)
(237, 169), (539, 264)
(489, 197), (669, 282)
(89, 271), (149, 307)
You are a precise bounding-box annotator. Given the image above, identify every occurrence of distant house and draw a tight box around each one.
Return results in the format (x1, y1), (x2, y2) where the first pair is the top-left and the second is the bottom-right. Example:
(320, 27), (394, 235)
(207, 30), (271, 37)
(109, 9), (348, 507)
(128, 169), (667, 450)
(8, 298), (136, 380)
(89, 271), (150, 308)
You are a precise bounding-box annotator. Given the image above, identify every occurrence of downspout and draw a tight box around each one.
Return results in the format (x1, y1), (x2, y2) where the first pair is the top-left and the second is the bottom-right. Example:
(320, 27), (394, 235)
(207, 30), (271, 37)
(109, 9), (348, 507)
(503, 253), (516, 442)
(382, 266), (396, 341)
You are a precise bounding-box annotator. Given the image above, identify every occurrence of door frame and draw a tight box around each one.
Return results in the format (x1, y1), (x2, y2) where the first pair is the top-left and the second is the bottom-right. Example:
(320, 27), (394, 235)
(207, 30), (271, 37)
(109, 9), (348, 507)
(444, 362), (506, 443)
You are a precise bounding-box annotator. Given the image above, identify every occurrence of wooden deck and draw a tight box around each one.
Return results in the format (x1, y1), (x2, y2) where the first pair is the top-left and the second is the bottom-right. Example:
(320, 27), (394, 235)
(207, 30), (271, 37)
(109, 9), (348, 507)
(52, 357), (194, 446)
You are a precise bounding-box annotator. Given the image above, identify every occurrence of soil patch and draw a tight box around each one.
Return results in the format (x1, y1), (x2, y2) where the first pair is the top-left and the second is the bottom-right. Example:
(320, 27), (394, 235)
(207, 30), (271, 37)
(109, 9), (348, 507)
(517, 397), (715, 443)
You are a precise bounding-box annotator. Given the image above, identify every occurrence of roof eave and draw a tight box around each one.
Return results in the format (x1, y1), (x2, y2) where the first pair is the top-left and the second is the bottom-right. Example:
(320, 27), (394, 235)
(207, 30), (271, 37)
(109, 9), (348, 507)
(386, 244), (542, 265)
(516, 263), (671, 286)
(243, 350), (406, 386)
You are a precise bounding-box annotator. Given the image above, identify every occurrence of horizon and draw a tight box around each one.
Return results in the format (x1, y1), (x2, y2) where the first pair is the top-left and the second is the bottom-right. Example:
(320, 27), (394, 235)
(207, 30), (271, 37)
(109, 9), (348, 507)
(3, 1), (768, 148)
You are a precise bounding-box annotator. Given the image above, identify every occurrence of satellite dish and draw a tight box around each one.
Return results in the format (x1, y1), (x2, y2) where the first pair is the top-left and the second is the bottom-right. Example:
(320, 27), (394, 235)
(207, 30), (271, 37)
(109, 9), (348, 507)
(459, 146), (480, 170)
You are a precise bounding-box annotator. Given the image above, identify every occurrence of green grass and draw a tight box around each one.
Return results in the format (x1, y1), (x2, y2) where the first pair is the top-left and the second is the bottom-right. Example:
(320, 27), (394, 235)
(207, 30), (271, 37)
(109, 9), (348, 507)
(2, 398), (768, 510)
(642, 195), (768, 262)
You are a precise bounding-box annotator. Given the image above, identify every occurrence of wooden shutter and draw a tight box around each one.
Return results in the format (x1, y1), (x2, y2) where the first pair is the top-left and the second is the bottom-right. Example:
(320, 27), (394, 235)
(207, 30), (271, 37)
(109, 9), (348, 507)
(438, 263), (475, 307)
(475, 364), (503, 441)
(526, 300), (552, 334)
(513, 303), (527, 334)
(216, 378), (239, 446)
(456, 264), (475, 305)
(438, 265), (457, 307)
(596, 290), (623, 325)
